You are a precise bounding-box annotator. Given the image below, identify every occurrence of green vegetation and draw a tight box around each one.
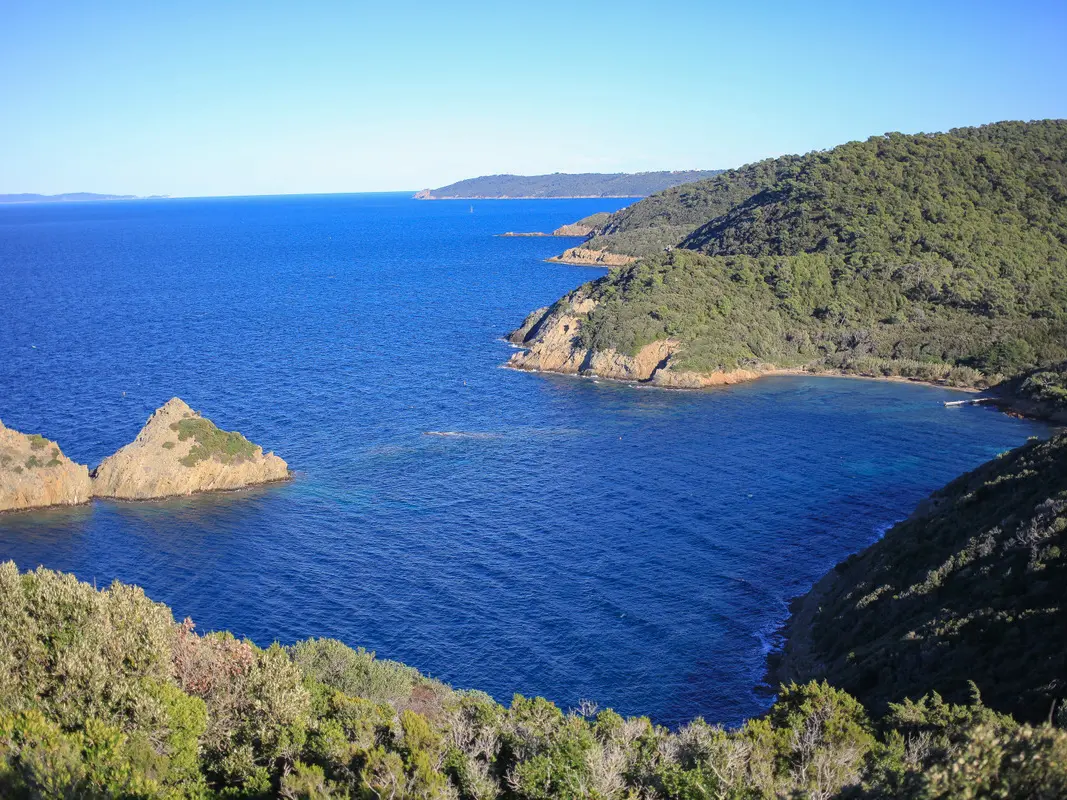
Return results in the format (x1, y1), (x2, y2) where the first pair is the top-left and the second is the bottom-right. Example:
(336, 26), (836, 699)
(573, 212), (612, 229)
(549, 121), (1067, 386)
(27, 435), (47, 451)
(776, 431), (1067, 724)
(419, 171), (722, 199)
(169, 418), (258, 468)
(2, 560), (1066, 799)
(997, 361), (1067, 413)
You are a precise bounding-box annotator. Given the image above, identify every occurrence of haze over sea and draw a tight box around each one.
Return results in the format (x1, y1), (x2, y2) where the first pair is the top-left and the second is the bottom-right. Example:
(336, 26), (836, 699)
(0, 194), (1049, 727)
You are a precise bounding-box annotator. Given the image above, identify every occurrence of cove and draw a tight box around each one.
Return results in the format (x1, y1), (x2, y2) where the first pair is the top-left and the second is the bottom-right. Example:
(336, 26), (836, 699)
(0, 194), (1048, 727)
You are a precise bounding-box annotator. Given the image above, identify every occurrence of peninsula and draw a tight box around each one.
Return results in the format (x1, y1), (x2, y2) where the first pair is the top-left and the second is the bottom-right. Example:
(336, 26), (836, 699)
(0, 192), (146, 203)
(507, 120), (1067, 411)
(414, 170), (721, 199)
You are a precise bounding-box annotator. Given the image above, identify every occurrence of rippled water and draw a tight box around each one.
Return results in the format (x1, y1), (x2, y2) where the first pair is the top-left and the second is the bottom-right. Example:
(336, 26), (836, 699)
(0, 194), (1049, 726)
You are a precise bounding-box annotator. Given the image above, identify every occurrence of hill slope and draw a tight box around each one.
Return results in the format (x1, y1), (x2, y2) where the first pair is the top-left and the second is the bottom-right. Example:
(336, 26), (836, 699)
(772, 431), (1067, 724)
(415, 170), (721, 199)
(510, 121), (1067, 391)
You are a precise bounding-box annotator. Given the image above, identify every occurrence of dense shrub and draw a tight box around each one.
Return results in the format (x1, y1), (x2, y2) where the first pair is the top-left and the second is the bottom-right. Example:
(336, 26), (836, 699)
(0, 563), (1063, 798)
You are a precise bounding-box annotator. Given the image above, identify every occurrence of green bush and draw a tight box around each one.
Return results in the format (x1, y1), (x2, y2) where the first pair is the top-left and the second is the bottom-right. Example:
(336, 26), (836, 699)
(1, 557), (1064, 798)
(169, 418), (258, 467)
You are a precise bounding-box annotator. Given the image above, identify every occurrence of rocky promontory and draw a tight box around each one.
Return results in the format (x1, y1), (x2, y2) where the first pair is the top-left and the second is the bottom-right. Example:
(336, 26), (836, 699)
(506, 291), (765, 385)
(0, 421), (91, 512)
(91, 398), (289, 500)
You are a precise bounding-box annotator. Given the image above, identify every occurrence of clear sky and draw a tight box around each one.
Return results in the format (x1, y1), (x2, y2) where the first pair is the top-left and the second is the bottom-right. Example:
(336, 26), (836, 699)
(2, 0), (1065, 197)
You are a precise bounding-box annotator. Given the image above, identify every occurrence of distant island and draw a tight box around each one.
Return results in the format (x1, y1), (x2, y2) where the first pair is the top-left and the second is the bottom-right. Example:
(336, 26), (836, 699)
(0, 192), (165, 204)
(414, 170), (722, 199)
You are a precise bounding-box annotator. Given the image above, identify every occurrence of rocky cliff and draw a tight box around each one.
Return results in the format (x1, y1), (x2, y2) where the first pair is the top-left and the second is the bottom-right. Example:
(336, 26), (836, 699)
(506, 292), (765, 386)
(0, 421), (91, 512)
(92, 398), (289, 500)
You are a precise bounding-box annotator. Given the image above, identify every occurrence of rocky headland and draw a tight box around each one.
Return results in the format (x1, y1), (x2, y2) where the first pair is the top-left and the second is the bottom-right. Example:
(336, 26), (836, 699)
(504, 294), (1010, 393)
(0, 421), (91, 512)
(506, 291), (764, 386)
(91, 398), (289, 501)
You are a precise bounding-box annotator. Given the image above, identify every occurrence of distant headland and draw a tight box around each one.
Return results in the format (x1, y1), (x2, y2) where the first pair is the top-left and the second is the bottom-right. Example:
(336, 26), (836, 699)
(0, 193), (169, 204)
(414, 170), (722, 200)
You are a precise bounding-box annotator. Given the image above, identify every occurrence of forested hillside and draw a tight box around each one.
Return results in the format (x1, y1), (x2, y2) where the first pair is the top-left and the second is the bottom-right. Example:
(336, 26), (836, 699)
(773, 432), (1067, 725)
(415, 170), (721, 199)
(516, 121), (1067, 391)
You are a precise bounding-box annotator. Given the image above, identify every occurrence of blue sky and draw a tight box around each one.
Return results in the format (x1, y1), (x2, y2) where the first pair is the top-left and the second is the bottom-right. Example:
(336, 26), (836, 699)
(2, 0), (1065, 196)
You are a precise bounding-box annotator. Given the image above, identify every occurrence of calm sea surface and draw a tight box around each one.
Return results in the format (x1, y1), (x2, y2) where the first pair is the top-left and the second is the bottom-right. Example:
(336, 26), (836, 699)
(0, 193), (1049, 726)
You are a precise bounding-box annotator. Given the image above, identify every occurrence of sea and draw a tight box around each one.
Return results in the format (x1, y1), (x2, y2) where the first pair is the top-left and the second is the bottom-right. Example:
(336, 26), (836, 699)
(0, 192), (1050, 727)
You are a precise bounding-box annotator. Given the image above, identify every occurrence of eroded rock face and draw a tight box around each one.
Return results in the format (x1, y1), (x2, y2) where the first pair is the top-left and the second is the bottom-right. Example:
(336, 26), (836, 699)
(0, 421), (91, 512)
(506, 292), (677, 381)
(92, 398), (289, 500)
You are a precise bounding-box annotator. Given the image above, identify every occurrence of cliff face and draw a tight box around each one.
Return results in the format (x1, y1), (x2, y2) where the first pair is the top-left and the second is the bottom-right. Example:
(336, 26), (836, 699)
(0, 421), (91, 512)
(506, 293), (765, 386)
(91, 398), (289, 501)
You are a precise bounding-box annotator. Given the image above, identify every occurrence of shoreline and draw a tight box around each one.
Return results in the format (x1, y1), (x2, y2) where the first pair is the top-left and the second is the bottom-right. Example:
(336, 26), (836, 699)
(504, 357), (984, 396)
(504, 356), (1066, 425)
(414, 194), (644, 200)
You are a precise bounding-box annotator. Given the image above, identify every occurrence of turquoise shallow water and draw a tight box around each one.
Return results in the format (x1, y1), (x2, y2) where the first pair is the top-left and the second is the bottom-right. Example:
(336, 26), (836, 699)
(0, 193), (1049, 726)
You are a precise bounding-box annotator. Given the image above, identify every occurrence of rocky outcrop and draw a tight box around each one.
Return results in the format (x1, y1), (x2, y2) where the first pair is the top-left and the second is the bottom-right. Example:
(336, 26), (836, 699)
(551, 223), (596, 237)
(506, 295), (771, 385)
(506, 296), (783, 386)
(648, 361), (763, 388)
(0, 421), (91, 512)
(546, 247), (636, 267)
(92, 398), (289, 501)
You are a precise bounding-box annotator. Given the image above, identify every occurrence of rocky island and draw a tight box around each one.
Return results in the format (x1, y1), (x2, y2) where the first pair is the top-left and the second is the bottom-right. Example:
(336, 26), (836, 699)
(0, 420), (91, 512)
(91, 398), (289, 500)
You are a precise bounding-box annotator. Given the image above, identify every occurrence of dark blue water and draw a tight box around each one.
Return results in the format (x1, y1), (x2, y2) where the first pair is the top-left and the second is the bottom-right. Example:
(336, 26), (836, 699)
(0, 194), (1049, 726)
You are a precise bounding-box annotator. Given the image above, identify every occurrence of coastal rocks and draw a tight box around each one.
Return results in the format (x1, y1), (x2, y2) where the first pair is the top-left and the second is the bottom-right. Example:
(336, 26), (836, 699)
(506, 295), (675, 381)
(91, 398), (289, 501)
(546, 247), (636, 267)
(506, 293), (595, 375)
(648, 360), (763, 388)
(0, 421), (91, 512)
